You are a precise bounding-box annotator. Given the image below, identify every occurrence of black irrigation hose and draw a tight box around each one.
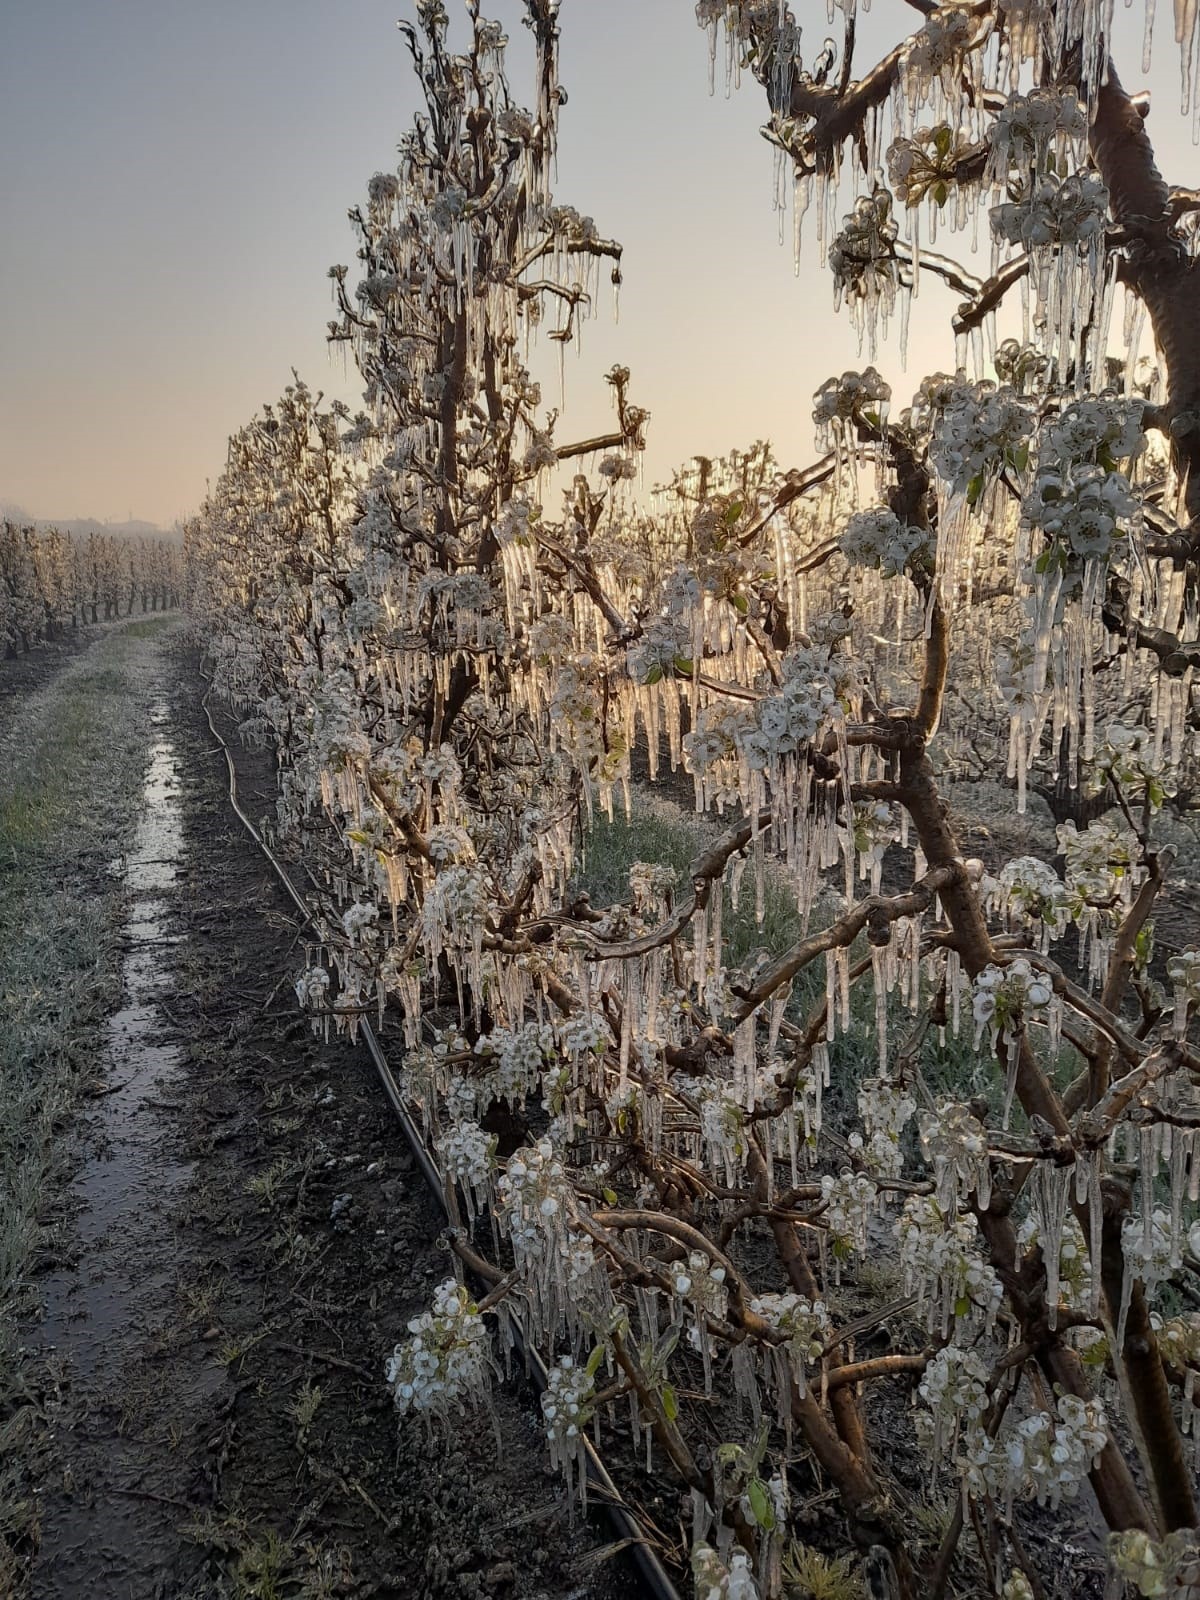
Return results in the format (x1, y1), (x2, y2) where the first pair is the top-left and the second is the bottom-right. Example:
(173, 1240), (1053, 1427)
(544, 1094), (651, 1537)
(200, 679), (683, 1600)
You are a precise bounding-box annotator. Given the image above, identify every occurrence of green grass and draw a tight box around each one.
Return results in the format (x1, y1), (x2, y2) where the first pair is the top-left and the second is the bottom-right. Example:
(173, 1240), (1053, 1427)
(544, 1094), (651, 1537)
(0, 680), (124, 849)
(576, 792), (1033, 1116)
(0, 628), (166, 1591)
(578, 802), (817, 975)
(120, 616), (177, 640)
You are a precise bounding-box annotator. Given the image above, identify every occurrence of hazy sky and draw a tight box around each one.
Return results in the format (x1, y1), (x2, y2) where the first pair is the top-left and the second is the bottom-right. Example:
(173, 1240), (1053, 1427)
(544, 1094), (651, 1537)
(2, 1), (1196, 527)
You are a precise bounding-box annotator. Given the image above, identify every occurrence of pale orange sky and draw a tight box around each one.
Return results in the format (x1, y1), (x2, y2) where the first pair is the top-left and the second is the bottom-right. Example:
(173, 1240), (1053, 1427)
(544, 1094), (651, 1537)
(1, 1), (1195, 528)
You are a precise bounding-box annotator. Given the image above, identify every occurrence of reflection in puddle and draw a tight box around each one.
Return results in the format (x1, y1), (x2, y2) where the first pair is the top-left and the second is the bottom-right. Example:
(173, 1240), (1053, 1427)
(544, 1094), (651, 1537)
(38, 709), (190, 1379)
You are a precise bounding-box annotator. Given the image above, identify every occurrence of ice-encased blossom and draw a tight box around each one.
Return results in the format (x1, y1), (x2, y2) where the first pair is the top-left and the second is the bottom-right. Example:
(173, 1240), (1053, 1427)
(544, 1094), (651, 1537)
(919, 1343), (990, 1432)
(821, 1171), (879, 1254)
(1088, 722), (1171, 805)
(1040, 395), (1144, 467)
(906, 6), (979, 77)
(840, 507), (932, 577)
(858, 1077), (916, 1178)
(474, 1021), (554, 1106)
(829, 190), (898, 296)
(749, 1292), (831, 1366)
(435, 1119), (495, 1188)
(421, 863), (491, 955)
(1110, 1528), (1200, 1597)
(1169, 946), (1200, 997)
(989, 87), (1087, 176)
(1057, 818), (1143, 921)
(993, 857), (1069, 931)
(1016, 1213), (1094, 1312)
(992, 174), (1108, 251)
(692, 1543), (760, 1600)
(295, 964), (331, 1008)
(898, 1195), (1003, 1329)
(813, 367), (891, 438)
(627, 615), (691, 685)
(1122, 1207), (1179, 1290)
(523, 430), (559, 472)
(367, 171), (401, 206)
(385, 1278), (492, 1420)
(1023, 464), (1137, 564)
(559, 1011), (609, 1058)
(971, 958), (1053, 1039)
(919, 1101), (991, 1210)
(541, 1354), (595, 1477)
(493, 495), (535, 546)
(1002, 1575), (1035, 1600)
(671, 1249), (730, 1323)
(999, 1395), (1108, 1508)
(929, 379), (1035, 498)
(887, 124), (976, 206)
(496, 1137), (574, 1262)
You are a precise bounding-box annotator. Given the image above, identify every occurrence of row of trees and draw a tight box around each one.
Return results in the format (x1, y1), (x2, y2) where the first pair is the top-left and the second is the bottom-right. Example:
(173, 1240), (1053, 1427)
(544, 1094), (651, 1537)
(187, 3), (1199, 1597)
(0, 522), (183, 656)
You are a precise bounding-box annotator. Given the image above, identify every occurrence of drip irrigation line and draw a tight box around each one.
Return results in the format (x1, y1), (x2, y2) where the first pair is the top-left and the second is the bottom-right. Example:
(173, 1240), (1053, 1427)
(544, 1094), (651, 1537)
(199, 677), (682, 1600)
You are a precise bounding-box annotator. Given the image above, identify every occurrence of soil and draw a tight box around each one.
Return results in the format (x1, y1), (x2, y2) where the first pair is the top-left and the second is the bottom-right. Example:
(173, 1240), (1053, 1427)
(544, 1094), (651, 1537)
(21, 640), (631, 1600)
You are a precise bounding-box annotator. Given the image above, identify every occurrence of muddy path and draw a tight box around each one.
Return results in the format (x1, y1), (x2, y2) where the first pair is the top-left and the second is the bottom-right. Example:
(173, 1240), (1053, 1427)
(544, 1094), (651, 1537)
(24, 641), (629, 1600)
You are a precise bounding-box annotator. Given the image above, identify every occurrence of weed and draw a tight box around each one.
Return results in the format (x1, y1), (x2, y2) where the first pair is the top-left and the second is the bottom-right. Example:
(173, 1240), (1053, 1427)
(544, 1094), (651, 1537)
(289, 1379), (324, 1443)
(218, 1327), (271, 1369)
(782, 1542), (866, 1599)
(234, 1527), (292, 1600)
(178, 1276), (224, 1326)
(246, 1160), (294, 1208)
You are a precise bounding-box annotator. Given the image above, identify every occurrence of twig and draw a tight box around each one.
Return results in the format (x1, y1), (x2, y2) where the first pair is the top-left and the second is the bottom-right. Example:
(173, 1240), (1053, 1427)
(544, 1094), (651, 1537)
(277, 1339), (376, 1386)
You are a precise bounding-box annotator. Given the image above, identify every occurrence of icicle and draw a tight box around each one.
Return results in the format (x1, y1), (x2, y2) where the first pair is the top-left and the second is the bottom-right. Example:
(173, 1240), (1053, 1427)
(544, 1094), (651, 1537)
(1035, 1164), (1071, 1331)
(871, 944), (889, 1072)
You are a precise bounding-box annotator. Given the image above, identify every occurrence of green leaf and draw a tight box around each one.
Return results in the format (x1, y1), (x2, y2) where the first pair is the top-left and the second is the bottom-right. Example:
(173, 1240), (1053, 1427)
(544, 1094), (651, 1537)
(644, 663), (663, 685)
(731, 592), (749, 616)
(602, 1186), (617, 1205)
(673, 655), (694, 676)
(932, 180), (948, 208)
(1035, 548), (1054, 574)
(747, 1478), (775, 1530)
(966, 474), (984, 508)
(723, 500), (745, 527)
(934, 124), (953, 156)
(661, 1383), (678, 1422)
(586, 1343), (607, 1379)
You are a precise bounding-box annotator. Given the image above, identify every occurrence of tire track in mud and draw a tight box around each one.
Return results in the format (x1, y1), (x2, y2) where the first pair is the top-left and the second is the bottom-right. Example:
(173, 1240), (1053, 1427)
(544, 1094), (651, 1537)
(25, 645), (631, 1599)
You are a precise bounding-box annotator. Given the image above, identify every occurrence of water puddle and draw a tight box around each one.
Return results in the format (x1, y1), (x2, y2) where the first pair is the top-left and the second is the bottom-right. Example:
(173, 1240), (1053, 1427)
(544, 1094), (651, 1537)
(36, 708), (191, 1381)
(29, 696), (236, 1598)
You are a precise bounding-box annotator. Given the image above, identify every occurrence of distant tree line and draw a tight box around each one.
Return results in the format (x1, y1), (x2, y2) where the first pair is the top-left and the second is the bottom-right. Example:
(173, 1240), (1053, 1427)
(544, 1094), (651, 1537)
(0, 522), (183, 656)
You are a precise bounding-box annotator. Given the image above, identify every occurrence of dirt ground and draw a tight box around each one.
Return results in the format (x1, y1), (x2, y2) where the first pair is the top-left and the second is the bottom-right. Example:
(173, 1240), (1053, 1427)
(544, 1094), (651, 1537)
(18, 638), (630, 1600)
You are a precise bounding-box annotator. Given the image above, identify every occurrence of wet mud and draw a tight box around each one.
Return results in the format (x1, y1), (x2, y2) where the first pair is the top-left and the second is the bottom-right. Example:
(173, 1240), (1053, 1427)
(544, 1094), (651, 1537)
(23, 645), (629, 1599)
(29, 702), (219, 1596)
